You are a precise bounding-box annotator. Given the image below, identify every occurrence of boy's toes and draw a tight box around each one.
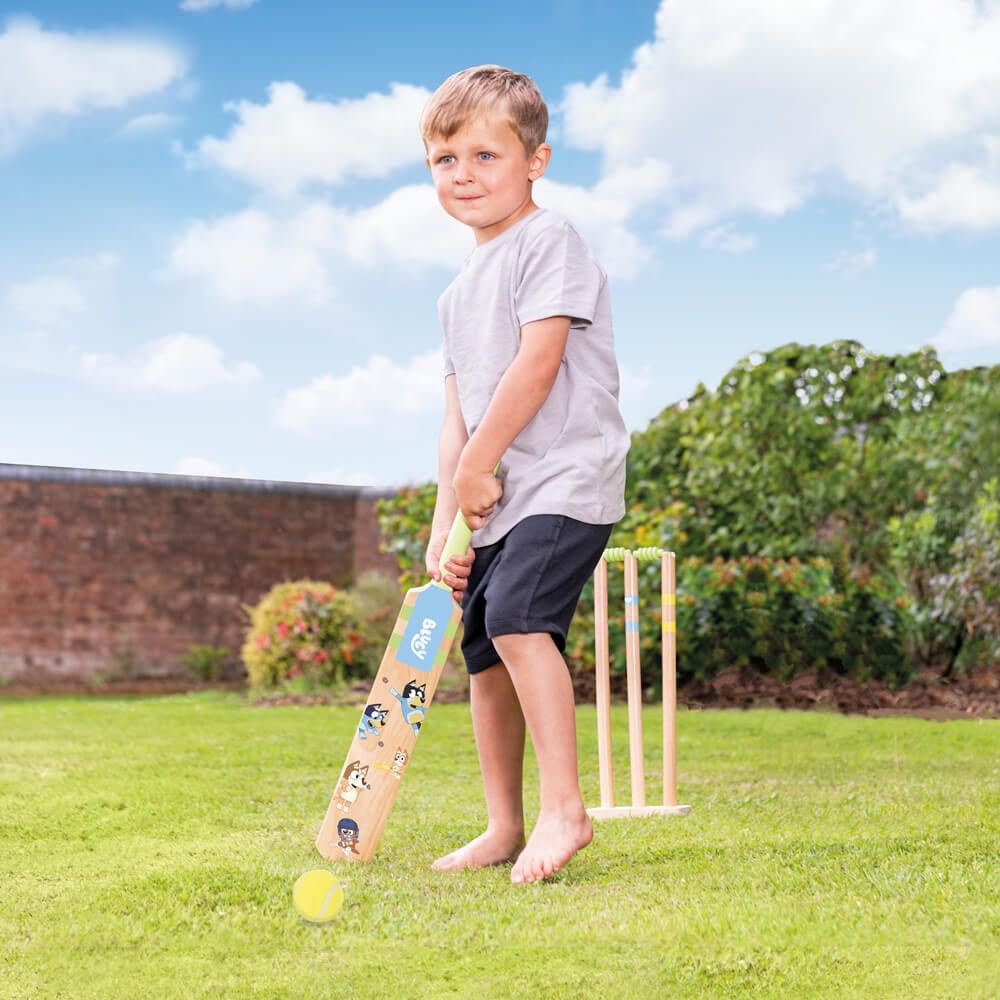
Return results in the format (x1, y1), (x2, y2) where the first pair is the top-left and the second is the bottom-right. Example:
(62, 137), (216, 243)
(510, 848), (536, 884)
(431, 851), (460, 872)
(511, 811), (590, 884)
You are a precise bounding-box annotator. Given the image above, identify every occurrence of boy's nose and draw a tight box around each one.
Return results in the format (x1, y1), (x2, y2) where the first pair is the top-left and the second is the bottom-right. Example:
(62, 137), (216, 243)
(453, 159), (475, 183)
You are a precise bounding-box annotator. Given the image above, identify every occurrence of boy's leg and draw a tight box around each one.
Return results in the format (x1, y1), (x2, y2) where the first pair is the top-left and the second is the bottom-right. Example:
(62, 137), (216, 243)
(439, 514), (610, 879)
(478, 515), (612, 883)
(432, 661), (527, 870)
(492, 632), (593, 884)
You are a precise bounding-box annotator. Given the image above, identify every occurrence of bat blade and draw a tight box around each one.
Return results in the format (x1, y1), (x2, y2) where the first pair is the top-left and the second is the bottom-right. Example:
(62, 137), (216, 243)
(315, 578), (463, 863)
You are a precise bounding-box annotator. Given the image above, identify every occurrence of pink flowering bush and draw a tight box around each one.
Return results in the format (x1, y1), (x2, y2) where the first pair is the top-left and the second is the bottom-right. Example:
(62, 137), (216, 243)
(240, 580), (364, 690)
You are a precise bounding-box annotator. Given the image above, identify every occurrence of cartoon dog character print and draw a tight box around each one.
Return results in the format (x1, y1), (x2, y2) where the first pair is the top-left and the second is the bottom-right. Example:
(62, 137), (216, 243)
(337, 817), (361, 857)
(375, 747), (409, 781)
(357, 703), (389, 740)
(389, 681), (427, 735)
(334, 760), (371, 811)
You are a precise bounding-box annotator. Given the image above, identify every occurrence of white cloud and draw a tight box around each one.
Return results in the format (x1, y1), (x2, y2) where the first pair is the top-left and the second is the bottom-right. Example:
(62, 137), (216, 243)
(302, 468), (379, 488)
(173, 457), (253, 478)
(895, 161), (1000, 232)
(162, 163), (665, 306)
(617, 361), (662, 434)
(337, 169), (670, 280)
(560, 0), (1000, 238)
(827, 248), (876, 279)
(191, 80), (430, 196)
(4, 252), (120, 326)
(165, 208), (335, 305)
(80, 333), (261, 394)
(121, 112), (183, 136)
(618, 361), (652, 402)
(73, 251), (121, 275)
(0, 329), (78, 378)
(0, 17), (187, 155)
(275, 351), (444, 432)
(328, 185), (469, 271)
(6, 276), (85, 327)
(933, 286), (1000, 352)
(699, 225), (756, 254)
(536, 159), (672, 279)
(167, 71), (677, 299)
(169, 459), (378, 488)
(162, 188), (470, 304)
(180, 0), (258, 10)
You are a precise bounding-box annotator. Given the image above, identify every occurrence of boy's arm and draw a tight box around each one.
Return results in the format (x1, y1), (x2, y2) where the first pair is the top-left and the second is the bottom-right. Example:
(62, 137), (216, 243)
(427, 374), (474, 596)
(431, 373), (469, 537)
(455, 315), (571, 528)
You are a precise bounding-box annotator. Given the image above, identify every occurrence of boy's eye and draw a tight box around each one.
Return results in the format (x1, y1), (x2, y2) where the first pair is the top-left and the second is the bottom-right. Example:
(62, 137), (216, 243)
(477, 152), (495, 161)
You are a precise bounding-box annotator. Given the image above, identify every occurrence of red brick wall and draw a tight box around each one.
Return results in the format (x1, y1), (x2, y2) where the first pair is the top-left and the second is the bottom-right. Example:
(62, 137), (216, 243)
(0, 465), (400, 684)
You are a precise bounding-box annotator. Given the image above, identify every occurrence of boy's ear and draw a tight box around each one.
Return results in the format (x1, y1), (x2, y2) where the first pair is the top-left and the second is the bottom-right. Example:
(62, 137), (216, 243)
(529, 143), (553, 182)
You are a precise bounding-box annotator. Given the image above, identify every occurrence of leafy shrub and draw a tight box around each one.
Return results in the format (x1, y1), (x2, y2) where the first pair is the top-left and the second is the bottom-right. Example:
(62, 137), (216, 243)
(930, 477), (1000, 667)
(95, 638), (139, 684)
(377, 483), (436, 591)
(567, 555), (915, 694)
(372, 341), (999, 684)
(240, 581), (364, 690)
(352, 571), (405, 671)
(887, 496), (967, 669)
(627, 342), (1000, 564)
(181, 645), (231, 682)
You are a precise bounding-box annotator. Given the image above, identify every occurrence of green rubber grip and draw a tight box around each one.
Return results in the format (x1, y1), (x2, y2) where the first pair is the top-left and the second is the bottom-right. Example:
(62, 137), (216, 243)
(438, 511), (472, 576)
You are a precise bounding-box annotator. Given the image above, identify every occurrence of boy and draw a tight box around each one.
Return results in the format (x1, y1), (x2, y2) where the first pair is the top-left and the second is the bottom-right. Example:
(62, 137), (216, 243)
(420, 65), (629, 884)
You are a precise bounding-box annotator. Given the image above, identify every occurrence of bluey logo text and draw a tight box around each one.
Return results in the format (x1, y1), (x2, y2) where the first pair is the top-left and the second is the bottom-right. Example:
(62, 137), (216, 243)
(409, 618), (437, 660)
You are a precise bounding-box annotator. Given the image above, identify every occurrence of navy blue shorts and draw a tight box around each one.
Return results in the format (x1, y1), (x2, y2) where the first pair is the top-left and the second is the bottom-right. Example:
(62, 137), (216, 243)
(460, 514), (614, 674)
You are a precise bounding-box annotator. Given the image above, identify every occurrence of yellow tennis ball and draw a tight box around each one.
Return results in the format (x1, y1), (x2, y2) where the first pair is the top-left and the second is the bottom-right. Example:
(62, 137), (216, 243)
(292, 869), (344, 924)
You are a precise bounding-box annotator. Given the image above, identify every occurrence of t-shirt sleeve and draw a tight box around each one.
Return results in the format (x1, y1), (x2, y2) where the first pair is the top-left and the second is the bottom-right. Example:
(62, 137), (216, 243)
(515, 221), (605, 328)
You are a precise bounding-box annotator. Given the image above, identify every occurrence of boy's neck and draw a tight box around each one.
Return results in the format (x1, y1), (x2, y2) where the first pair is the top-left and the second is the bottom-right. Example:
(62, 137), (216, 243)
(474, 199), (542, 246)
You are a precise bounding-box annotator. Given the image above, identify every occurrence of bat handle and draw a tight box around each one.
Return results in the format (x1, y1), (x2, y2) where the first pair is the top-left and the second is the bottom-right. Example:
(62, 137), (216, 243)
(438, 510), (472, 576)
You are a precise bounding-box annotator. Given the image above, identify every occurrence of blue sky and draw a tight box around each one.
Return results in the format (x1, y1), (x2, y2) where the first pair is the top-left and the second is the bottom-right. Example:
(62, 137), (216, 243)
(2, 0), (999, 488)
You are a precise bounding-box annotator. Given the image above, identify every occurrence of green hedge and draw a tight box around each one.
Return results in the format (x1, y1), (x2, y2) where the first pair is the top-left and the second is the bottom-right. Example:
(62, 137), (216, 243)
(567, 555), (915, 694)
(374, 341), (998, 687)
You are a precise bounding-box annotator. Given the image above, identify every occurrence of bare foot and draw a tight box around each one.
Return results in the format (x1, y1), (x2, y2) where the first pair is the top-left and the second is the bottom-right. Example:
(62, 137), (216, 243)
(510, 808), (593, 884)
(431, 827), (525, 872)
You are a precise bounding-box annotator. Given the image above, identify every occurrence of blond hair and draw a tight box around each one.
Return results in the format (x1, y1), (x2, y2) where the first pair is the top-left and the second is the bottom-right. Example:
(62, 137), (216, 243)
(420, 65), (548, 158)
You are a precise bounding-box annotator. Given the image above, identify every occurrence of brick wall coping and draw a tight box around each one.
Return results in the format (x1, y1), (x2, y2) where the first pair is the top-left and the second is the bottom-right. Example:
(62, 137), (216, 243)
(0, 462), (397, 500)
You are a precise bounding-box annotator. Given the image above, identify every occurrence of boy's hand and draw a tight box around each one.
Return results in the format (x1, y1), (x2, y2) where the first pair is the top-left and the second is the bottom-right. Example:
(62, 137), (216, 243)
(453, 461), (503, 531)
(426, 531), (475, 604)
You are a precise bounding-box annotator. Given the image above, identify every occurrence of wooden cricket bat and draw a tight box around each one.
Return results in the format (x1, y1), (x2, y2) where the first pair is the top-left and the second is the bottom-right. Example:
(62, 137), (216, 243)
(315, 511), (472, 862)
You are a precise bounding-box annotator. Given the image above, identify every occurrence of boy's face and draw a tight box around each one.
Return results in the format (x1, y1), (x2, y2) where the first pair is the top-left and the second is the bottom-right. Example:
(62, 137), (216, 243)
(425, 112), (551, 246)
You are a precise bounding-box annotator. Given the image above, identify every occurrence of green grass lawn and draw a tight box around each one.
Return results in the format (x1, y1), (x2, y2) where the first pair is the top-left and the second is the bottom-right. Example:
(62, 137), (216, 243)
(0, 694), (996, 999)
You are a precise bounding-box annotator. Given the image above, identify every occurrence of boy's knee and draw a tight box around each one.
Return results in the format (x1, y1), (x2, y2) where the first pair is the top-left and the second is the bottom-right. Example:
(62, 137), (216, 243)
(492, 631), (554, 661)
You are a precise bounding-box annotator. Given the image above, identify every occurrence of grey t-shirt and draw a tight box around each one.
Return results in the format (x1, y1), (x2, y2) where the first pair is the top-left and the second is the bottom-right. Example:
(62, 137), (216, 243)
(437, 207), (628, 546)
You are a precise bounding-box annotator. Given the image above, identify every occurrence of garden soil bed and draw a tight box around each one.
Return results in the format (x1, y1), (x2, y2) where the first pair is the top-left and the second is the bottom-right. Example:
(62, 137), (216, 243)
(678, 663), (999, 720)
